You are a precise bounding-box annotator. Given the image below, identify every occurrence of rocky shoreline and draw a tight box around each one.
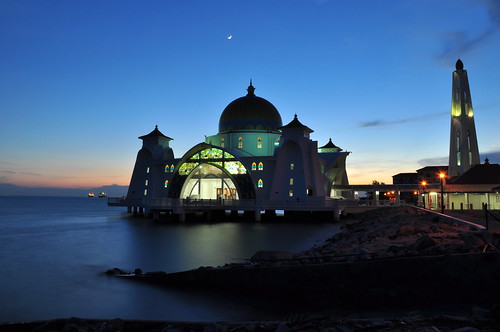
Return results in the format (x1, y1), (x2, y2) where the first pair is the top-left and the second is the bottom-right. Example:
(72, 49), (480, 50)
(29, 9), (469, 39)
(4, 206), (500, 331)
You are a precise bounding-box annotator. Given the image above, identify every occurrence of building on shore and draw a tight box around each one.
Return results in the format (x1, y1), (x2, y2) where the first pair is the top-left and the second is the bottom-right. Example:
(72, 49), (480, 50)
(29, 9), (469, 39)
(115, 82), (350, 220)
(393, 60), (499, 211)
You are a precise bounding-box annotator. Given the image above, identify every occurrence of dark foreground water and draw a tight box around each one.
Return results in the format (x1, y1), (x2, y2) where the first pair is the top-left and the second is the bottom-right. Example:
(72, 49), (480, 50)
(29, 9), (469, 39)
(0, 196), (341, 323)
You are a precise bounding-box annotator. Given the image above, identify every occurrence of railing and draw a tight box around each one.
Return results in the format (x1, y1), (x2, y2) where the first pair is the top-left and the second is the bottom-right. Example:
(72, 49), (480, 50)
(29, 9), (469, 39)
(108, 196), (405, 211)
(484, 203), (500, 230)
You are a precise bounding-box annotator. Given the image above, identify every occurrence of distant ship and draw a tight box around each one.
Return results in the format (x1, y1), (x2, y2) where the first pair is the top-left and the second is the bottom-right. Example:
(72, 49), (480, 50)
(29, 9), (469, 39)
(88, 193), (95, 198)
(98, 192), (107, 198)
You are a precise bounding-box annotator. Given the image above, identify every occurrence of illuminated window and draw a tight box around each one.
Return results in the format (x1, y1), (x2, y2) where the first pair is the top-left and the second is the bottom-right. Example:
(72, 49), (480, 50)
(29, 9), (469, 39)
(165, 165), (169, 172)
(179, 162), (200, 175)
(258, 162), (263, 171)
(258, 179), (263, 188)
(238, 137), (243, 149)
(290, 163), (294, 170)
(145, 180), (148, 186)
(224, 161), (247, 174)
(146, 167), (150, 173)
(257, 137), (262, 149)
(251, 162), (257, 171)
(289, 189), (293, 197)
(144, 189), (148, 196)
(220, 138), (225, 148)
(164, 180), (168, 188)
(289, 178), (294, 185)
(170, 164), (175, 172)
(456, 132), (461, 166)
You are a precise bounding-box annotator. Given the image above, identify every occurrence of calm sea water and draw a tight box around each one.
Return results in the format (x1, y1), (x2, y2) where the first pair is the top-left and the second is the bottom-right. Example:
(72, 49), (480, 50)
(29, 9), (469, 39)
(0, 196), (340, 323)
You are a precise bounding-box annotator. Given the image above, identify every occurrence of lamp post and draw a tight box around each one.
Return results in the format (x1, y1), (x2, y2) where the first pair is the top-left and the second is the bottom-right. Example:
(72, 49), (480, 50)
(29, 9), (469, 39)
(421, 181), (427, 209)
(439, 172), (446, 213)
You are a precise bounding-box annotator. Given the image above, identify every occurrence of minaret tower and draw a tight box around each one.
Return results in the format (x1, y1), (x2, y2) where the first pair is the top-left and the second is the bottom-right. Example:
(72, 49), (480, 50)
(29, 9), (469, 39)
(448, 59), (480, 178)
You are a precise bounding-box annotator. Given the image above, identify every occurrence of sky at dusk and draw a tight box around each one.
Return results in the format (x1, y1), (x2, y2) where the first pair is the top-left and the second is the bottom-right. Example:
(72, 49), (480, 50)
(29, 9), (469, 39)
(1, 0), (500, 190)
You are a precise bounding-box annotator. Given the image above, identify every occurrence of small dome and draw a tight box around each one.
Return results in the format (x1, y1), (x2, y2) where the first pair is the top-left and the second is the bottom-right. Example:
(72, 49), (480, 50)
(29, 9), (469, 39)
(218, 82), (283, 133)
(456, 59), (464, 70)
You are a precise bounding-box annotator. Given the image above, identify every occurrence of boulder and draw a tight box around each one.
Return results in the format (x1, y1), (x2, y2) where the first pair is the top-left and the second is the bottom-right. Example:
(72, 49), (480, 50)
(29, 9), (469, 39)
(251, 250), (294, 262)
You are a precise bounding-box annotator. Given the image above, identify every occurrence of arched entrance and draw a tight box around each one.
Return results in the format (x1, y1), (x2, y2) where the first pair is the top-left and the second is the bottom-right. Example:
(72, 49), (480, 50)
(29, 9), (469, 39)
(181, 163), (239, 200)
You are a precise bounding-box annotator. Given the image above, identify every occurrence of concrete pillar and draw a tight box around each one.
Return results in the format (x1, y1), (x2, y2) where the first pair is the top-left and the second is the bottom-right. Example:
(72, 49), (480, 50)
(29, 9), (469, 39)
(152, 210), (160, 221)
(133, 207), (137, 216)
(178, 212), (185, 222)
(254, 210), (261, 222)
(204, 210), (212, 221)
(333, 208), (340, 221)
(127, 206), (132, 213)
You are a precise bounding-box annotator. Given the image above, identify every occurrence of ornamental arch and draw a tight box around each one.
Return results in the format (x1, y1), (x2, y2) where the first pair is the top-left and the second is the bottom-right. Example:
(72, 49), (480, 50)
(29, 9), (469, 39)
(168, 144), (256, 199)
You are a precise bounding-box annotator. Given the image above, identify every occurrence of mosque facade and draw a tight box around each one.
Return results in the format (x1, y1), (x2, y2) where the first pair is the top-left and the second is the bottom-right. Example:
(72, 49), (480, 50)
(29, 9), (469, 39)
(123, 82), (350, 219)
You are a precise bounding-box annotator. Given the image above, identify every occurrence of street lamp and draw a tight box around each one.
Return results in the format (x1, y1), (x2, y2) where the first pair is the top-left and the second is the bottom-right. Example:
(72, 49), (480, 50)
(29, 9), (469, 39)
(421, 181), (427, 209)
(439, 172), (446, 213)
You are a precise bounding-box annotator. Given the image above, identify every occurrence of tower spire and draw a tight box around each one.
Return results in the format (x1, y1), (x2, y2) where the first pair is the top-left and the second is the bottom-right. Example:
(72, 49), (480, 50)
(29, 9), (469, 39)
(448, 59), (480, 177)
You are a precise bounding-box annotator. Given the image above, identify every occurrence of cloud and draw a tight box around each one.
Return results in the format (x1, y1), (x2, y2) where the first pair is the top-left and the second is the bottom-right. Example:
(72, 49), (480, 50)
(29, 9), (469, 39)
(359, 112), (448, 128)
(435, 0), (500, 64)
(417, 156), (449, 166)
(417, 149), (500, 167)
(0, 170), (16, 174)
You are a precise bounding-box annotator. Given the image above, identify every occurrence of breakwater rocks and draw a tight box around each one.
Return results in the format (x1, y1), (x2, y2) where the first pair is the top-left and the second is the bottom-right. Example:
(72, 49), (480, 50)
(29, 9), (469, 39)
(293, 206), (498, 264)
(123, 207), (500, 309)
(3, 312), (500, 332)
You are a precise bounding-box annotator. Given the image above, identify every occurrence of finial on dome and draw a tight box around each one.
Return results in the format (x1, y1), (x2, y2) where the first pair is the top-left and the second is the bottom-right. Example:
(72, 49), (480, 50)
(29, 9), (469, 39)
(485, 157), (490, 164)
(247, 80), (255, 96)
(294, 114), (298, 119)
(456, 58), (464, 70)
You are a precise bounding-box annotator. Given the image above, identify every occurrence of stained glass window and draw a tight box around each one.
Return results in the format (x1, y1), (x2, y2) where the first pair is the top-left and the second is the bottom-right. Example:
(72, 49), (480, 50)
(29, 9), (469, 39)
(164, 180), (169, 188)
(179, 162), (200, 175)
(209, 161), (223, 168)
(258, 162), (263, 171)
(224, 161), (247, 174)
(201, 148), (223, 159)
(251, 162), (257, 171)
(170, 164), (175, 172)
(220, 138), (225, 148)
(289, 189), (293, 197)
(238, 137), (243, 149)
(257, 137), (262, 149)
(258, 179), (263, 188)
(224, 152), (234, 159)
(165, 165), (169, 172)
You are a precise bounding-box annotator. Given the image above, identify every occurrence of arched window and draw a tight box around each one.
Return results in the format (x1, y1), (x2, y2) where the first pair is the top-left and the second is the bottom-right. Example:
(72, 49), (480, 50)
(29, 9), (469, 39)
(258, 179), (263, 188)
(288, 189), (293, 197)
(238, 137), (243, 149)
(145, 180), (148, 186)
(164, 180), (169, 188)
(257, 137), (262, 149)
(220, 138), (225, 148)
(258, 162), (263, 171)
(289, 178), (294, 185)
(146, 167), (150, 173)
(170, 164), (175, 172)
(251, 162), (257, 171)
(165, 165), (169, 172)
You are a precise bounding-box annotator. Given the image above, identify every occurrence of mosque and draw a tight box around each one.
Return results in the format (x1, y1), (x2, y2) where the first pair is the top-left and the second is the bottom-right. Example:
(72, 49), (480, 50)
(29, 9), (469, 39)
(121, 81), (350, 220)
(112, 59), (499, 218)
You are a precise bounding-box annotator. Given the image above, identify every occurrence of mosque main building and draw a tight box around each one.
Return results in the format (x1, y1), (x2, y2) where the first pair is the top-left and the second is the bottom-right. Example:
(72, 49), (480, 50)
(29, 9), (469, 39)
(123, 81), (350, 220)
